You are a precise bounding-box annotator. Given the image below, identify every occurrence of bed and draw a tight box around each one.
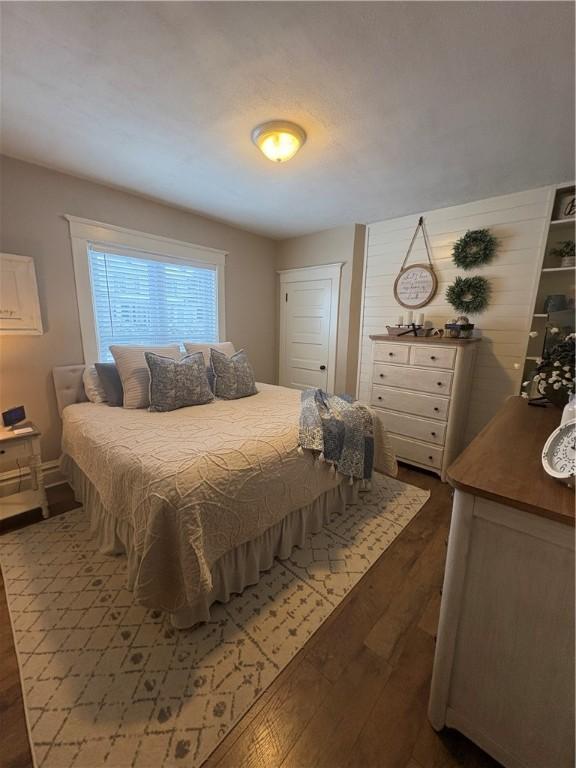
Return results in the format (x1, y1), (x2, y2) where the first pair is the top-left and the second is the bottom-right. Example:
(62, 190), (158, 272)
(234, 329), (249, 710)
(53, 366), (397, 628)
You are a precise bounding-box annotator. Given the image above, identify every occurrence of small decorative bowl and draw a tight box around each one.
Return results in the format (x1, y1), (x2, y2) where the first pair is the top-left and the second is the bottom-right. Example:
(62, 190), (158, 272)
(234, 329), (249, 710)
(445, 323), (475, 339)
(459, 324), (475, 339)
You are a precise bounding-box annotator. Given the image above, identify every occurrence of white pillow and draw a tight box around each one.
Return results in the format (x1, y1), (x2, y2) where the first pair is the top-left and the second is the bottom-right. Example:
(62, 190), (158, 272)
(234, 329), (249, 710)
(109, 344), (181, 408)
(82, 365), (107, 404)
(183, 341), (235, 367)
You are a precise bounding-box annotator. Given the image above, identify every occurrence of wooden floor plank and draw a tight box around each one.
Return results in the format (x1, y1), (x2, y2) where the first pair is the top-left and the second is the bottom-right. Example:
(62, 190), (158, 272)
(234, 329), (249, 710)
(205, 657), (332, 768)
(347, 626), (436, 768)
(418, 589), (442, 639)
(302, 483), (449, 683)
(363, 523), (448, 666)
(280, 645), (392, 768)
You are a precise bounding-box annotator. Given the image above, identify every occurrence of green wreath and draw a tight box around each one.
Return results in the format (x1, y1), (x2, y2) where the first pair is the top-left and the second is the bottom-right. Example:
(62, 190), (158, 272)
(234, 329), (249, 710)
(452, 229), (497, 270)
(446, 276), (491, 314)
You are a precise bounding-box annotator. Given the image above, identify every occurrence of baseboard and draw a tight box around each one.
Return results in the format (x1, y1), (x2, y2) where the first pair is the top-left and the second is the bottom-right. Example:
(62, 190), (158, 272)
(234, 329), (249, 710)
(0, 459), (64, 497)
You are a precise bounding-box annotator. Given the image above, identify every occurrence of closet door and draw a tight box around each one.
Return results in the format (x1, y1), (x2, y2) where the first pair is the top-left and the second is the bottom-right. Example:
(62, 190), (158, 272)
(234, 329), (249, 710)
(279, 264), (342, 392)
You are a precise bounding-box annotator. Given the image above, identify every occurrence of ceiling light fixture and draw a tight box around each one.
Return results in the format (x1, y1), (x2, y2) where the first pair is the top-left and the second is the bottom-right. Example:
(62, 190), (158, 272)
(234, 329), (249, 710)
(251, 120), (307, 163)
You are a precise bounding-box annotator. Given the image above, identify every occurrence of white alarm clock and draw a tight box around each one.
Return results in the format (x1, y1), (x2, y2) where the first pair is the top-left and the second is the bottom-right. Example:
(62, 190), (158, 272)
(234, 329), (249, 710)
(541, 419), (576, 488)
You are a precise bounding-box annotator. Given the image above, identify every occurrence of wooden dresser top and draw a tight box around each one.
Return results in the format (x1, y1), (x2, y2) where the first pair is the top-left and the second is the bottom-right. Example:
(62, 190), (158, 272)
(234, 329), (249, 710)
(369, 335), (481, 345)
(448, 397), (574, 526)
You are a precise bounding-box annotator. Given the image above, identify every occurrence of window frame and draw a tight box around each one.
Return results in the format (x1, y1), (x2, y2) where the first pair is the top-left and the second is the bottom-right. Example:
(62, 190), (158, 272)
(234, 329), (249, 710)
(66, 216), (227, 363)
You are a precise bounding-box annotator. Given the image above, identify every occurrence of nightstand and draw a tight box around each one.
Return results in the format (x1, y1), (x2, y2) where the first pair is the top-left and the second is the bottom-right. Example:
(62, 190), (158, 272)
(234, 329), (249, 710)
(0, 422), (49, 521)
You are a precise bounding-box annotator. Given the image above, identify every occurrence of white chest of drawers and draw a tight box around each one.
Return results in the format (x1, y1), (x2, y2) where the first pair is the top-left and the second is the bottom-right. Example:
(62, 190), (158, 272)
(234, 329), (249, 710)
(369, 335), (479, 480)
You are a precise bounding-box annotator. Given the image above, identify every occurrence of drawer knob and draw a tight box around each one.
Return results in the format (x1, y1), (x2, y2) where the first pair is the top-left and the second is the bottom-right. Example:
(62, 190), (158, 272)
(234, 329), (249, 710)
(0, 449), (4, 455)
(428, 455), (433, 461)
(379, 373), (384, 378)
(437, 382), (443, 387)
(388, 352), (394, 357)
(430, 355), (436, 360)
(431, 432), (436, 437)
(378, 396), (382, 401)
(434, 407), (439, 412)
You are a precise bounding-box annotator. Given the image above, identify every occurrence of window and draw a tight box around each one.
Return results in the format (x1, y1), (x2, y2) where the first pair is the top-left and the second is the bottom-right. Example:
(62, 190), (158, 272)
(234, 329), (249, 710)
(67, 217), (226, 363)
(88, 247), (218, 361)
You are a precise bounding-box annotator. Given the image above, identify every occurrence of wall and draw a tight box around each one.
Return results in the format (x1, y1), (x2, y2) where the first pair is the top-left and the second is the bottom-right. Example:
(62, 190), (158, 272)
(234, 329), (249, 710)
(0, 156), (277, 462)
(358, 187), (552, 443)
(276, 224), (366, 395)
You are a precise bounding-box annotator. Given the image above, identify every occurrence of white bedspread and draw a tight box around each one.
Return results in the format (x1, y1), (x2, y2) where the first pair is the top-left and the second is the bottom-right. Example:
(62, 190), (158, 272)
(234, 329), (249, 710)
(61, 383), (396, 612)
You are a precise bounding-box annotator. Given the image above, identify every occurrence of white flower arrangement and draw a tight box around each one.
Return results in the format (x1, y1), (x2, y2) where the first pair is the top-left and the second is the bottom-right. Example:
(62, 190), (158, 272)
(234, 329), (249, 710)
(522, 332), (575, 405)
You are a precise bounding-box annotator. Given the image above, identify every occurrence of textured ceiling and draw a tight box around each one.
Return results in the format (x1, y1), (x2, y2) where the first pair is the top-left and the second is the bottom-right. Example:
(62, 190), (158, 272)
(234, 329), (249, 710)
(1, 1), (574, 238)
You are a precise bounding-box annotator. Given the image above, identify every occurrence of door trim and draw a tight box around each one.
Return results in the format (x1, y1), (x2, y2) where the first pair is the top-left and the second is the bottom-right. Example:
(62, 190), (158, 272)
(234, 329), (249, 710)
(278, 263), (344, 393)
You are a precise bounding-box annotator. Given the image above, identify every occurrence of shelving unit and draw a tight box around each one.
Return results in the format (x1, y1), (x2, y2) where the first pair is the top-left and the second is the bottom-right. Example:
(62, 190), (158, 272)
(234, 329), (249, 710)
(522, 182), (575, 389)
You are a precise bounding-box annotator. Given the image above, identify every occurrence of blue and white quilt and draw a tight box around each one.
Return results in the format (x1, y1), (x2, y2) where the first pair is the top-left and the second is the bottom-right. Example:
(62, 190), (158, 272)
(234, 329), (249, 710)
(298, 389), (375, 481)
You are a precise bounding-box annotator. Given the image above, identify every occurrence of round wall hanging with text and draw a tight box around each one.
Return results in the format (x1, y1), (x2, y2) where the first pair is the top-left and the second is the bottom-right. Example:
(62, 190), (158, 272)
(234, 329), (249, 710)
(394, 217), (438, 309)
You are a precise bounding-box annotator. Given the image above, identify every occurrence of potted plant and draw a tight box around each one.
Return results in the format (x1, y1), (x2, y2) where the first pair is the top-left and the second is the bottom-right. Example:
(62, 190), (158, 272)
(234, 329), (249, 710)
(523, 332), (575, 407)
(549, 240), (575, 268)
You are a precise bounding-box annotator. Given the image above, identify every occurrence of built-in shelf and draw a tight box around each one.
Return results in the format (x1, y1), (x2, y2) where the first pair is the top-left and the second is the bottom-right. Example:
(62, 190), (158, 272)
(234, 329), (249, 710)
(521, 182), (575, 394)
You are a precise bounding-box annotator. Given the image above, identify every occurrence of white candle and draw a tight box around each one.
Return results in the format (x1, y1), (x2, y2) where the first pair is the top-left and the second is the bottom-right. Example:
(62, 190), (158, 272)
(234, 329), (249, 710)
(406, 310), (413, 324)
(397, 314), (404, 326)
(417, 312), (424, 326)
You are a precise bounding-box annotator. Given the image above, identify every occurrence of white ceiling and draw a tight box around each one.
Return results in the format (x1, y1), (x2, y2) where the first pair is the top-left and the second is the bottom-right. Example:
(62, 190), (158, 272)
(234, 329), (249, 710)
(1, 2), (574, 238)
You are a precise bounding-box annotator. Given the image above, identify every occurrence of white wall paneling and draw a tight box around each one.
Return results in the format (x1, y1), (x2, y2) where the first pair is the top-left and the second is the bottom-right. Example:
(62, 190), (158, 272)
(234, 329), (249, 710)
(357, 187), (553, 444)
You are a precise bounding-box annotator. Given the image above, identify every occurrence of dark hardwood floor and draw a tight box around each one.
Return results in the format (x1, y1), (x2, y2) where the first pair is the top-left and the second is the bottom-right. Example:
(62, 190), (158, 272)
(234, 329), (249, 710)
(0, 470), (500, 768)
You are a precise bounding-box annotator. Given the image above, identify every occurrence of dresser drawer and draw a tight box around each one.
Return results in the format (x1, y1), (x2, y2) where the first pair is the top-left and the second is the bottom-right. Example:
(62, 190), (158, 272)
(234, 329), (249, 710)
(373, 343), (410, 365)
(0, 439), (33, 465)
(411, 345), (456, 370)
(371, 386), (449, 420)
(373, 363), (453, 395)
(382, 411), (446, 446)
(390, 434), (444, 470)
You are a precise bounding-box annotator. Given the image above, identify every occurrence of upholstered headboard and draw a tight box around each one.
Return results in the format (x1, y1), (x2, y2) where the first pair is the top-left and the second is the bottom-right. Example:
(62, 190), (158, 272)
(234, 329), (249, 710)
(53, 365), (87, 416)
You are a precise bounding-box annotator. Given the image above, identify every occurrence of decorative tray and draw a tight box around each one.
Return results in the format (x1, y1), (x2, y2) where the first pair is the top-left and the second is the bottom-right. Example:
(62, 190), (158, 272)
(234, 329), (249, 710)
(386, 325), (433, 337)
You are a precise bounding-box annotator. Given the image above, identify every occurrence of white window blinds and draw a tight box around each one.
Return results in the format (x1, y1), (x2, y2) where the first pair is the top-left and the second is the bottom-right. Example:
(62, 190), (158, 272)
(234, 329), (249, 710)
(88, 246), (219, 362)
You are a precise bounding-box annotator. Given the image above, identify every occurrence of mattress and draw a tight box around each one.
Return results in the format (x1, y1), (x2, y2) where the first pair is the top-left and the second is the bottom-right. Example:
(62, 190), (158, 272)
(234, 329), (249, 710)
(61, 383), (396, 617)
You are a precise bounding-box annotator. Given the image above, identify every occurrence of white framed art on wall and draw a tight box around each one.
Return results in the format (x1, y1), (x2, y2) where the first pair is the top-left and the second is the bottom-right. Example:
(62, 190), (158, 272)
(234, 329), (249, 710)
(0, 253), (43, 335)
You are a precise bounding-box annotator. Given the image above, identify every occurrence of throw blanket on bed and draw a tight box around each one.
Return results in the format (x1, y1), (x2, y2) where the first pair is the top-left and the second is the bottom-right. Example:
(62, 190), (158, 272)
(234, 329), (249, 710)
(299, 389), (374, 481)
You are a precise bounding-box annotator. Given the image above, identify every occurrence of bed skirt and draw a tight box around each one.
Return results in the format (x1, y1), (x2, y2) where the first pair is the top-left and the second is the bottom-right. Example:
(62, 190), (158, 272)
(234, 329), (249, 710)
(61, 455), (360, 628)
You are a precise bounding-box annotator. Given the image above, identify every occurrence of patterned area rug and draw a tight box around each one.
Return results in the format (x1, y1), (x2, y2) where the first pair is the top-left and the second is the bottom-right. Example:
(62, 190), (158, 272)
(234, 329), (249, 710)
(1, 474), (429, 768)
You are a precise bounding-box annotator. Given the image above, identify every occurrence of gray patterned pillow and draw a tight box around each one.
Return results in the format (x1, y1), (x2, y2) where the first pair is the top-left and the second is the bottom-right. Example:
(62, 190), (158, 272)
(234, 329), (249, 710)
(210, 348), (258, 400)
(145, 352), (214, 412)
